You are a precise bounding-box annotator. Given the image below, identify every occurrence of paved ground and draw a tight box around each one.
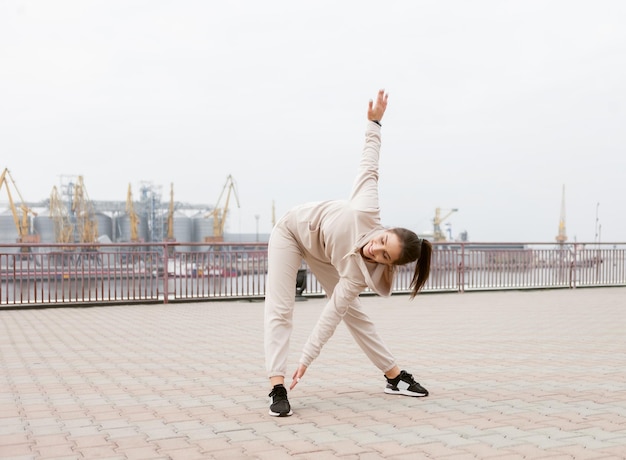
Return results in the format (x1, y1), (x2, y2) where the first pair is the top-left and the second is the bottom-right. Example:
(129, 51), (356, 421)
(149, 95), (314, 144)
(1, 287), (625, 460)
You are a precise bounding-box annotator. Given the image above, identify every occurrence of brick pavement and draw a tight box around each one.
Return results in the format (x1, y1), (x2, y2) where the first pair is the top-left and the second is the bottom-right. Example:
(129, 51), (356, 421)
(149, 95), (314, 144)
(1, 287), (625, 459)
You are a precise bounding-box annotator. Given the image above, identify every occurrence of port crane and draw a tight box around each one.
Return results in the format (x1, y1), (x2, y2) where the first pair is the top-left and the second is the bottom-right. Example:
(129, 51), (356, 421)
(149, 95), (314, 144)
(433, 207), (458, 242)
(126, 184), (140, 242)
(0, 168), (39, 243)
(556, 184), (567, 244)
(166, 183), (175, 241)
(272, 200), (276, 227)
(206, 174), (240, 242)
(49, 186), (74, 244)
(72, 176), (98, 244)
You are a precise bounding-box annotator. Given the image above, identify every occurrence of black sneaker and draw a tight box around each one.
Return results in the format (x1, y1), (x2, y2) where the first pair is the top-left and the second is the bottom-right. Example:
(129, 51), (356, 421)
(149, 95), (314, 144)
(268, 384), (293, 417)
(384, 370), (429, 397)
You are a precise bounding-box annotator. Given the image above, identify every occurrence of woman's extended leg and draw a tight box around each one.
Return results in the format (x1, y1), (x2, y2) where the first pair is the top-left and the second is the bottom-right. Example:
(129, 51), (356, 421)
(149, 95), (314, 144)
(343, 301), (428, 397)
(342, 299), (398, 374)
(264, 223), (303, 385)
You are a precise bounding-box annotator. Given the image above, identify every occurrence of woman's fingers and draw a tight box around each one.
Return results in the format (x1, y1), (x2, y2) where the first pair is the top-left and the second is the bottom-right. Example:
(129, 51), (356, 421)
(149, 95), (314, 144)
(289, 365), (307, 390)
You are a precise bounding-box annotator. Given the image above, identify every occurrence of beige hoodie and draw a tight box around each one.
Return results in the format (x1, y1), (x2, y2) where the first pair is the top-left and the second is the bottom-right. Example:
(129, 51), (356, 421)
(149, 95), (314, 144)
(281, 121), (396, 367)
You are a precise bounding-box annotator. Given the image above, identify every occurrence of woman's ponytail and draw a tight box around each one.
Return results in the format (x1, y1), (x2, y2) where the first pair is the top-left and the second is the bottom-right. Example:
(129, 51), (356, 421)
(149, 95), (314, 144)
(410, 239), (431, 298)
(389, 228), (432, 299)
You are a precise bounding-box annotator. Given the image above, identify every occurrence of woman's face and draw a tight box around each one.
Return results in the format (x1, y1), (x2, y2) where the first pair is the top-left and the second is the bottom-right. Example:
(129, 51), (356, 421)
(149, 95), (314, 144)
(361, 231), (402, 265)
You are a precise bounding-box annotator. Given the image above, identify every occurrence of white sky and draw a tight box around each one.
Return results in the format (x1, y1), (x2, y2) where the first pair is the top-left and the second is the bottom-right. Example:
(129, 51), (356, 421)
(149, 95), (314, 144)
(1, 0), (625, 242)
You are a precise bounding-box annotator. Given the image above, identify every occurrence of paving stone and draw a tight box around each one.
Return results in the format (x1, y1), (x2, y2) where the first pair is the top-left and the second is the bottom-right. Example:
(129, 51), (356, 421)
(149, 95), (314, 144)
(75, 445), (121, 458)
(0, 443), (34, 457)
(0, 432), (30, 446)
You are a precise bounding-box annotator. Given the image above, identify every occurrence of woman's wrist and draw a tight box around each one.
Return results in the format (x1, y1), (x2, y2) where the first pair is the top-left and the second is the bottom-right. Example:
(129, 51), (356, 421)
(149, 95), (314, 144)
(370, 120), (381, 126)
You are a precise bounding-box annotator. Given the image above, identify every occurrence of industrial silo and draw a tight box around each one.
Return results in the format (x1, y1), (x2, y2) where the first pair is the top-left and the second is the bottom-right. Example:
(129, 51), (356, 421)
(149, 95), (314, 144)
(114, 213), (149, 243)
(191, 211), (214, 250)
(33, 210), (56, 243)
(0, 209), (19, 244)
(95, 212), (113, 241)
(0, 209), (28, 254)
(166, 210), (192, 252)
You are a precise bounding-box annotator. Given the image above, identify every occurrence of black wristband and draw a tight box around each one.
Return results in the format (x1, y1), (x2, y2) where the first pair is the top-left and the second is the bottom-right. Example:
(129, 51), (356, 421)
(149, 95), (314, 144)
(372, 120), (381, 126)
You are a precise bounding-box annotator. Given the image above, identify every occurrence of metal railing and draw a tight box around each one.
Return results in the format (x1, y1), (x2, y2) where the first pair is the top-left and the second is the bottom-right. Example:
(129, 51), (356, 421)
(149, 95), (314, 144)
(1, 242), (624, 307)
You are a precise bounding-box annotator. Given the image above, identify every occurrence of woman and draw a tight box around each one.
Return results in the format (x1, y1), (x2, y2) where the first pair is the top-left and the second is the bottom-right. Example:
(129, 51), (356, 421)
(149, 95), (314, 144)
(265, 89), (432, 417)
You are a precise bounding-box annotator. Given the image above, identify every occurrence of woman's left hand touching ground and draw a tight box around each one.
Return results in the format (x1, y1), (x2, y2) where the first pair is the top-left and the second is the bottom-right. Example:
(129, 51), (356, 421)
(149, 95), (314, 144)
(290, 364), (308, 390)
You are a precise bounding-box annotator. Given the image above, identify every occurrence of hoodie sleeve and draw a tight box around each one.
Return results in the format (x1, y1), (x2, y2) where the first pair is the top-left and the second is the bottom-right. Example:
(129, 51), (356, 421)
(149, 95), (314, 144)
(299, 277), (365, 367)
(348, 121), (382, 214)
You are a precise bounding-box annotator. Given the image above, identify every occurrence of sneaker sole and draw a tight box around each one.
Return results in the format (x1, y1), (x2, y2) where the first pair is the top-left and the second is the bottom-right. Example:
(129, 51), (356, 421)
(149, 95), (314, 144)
(384, 388), (428, 397)
(268, 408), (293, 417)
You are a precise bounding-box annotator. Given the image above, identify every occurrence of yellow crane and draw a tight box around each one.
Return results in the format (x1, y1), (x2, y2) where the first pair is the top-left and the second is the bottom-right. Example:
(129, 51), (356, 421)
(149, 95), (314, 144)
(49, 186), (74, 244)
(126, 184), (140, 242)
(433, 207), (458, 242)
(0, 168), (39, 243)
(72, 176), (98, 244)
(206, 174), (240, 242)
(166, 183), (175, 241)
(556, 184), (567, 244)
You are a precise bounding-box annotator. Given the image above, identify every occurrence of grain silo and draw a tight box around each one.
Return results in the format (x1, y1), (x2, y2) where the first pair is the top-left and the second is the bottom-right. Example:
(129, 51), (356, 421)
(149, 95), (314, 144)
(166, 210), (193, 252)
(191, 211), (214, 250)
(95, 212), (113, 241)
(114, 213), (149, 243)
(33, 210), (56, 243)
(0, 209), (20, 246)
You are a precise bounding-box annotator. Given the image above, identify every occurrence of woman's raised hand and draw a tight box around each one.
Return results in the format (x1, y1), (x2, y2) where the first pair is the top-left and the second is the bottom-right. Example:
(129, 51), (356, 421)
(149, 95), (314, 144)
(367, 89), (388, 122)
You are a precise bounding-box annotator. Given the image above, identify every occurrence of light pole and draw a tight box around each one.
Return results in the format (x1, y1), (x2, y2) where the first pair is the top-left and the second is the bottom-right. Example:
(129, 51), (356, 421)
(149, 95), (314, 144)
(255, 214), (260, 242)
(594, 203), (600, 246)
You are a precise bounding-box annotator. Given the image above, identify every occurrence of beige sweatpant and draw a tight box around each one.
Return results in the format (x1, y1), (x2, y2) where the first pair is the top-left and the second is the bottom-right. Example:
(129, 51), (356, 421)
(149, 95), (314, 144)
(264, 220), (397, 378)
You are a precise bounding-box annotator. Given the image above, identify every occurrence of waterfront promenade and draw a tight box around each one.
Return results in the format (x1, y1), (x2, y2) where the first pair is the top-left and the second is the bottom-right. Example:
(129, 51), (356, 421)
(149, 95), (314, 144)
(1, 287), (625, 459)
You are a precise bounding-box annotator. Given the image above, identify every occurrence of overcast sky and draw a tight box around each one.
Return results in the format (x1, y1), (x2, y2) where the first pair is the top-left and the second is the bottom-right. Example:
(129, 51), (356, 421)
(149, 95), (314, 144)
(1, 0), (625, 242)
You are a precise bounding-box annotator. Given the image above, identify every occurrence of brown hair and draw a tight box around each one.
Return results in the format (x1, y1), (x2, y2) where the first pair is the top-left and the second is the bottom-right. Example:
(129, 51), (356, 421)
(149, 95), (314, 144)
(389, 227), (432, 299)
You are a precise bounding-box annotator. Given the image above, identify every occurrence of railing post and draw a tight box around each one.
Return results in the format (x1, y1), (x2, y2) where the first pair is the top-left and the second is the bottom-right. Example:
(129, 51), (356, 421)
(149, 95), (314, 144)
(571, 244), (577, 289)
(458, 243), (465, 292)
(162, 243), (169, 303)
